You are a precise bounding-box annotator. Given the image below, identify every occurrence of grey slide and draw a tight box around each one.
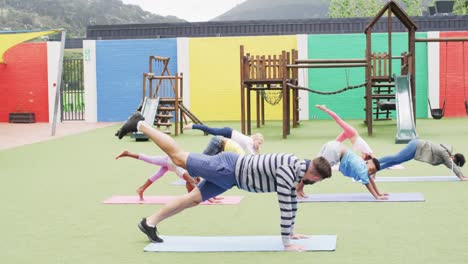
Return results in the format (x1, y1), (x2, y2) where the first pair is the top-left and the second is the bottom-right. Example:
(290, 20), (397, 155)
(394, 75), (418, 144)
(375, 176), (459, 182)
(144, 235), (337, 252)
(298, 193), (425, 202)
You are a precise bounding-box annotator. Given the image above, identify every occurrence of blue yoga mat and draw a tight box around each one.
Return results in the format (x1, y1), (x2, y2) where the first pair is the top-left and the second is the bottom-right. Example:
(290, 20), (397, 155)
(298, 192), (425, 202)
(144, 235), (337, 252)
(375, 176), (459, 182)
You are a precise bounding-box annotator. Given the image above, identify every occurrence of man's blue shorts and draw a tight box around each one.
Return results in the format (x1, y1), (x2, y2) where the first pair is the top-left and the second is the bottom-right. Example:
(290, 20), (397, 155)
(186, 152), (240, 201)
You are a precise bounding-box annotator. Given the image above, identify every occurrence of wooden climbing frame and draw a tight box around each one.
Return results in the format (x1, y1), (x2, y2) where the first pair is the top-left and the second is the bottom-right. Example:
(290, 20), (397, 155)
(142, 56), (202, 136)
(240, 45), (299, 138)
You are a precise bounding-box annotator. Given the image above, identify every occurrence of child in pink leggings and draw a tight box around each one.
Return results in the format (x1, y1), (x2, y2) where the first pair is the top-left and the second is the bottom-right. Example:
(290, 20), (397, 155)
(115, 150), (200, 201)
(316, 105), (373, 160)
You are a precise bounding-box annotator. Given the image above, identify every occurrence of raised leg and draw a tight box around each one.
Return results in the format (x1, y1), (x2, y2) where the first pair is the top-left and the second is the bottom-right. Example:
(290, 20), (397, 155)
(138, 154), (169, 166)
(187, 124), (233, 138)
(138, 121), (190, 168)
(378, 140), (418, 170)
(115, 150), (139, 160)
(316, 105), (358, 142)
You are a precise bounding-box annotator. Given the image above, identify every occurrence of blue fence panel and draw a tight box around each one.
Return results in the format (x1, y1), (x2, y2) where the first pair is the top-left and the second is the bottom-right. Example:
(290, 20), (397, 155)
(96, 38), (177, 121)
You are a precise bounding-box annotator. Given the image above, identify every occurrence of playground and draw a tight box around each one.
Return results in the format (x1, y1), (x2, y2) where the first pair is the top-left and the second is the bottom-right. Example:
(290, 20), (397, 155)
(1, 1), (468, 262)
(2, 118), (468, 263)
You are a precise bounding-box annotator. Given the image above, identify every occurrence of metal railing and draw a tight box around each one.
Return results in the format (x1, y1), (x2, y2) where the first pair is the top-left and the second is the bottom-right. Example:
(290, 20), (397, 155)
(61, 59), (84, 121)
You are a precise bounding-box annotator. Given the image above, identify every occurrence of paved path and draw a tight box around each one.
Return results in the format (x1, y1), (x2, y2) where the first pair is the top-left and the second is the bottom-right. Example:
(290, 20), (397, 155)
(0, 122), (118, 150)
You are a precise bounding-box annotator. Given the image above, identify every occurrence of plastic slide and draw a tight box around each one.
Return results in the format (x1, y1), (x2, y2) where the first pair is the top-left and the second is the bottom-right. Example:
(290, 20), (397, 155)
(394, 74), (418, 143)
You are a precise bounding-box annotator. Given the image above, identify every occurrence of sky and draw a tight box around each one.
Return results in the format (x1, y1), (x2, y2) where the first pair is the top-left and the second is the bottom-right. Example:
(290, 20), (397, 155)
(121, 0), (247, 22)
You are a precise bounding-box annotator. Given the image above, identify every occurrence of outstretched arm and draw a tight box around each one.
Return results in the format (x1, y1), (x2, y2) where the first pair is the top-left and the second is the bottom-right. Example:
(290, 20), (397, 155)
(369, 177), (388, 196)
(276, 166), (306, 251)
(182, 172), (198, 193)
(448, 162), (467, 180)
(365, 182), (388, 200)
(439, 148), (467, 180)
(295, 181), (307, 198)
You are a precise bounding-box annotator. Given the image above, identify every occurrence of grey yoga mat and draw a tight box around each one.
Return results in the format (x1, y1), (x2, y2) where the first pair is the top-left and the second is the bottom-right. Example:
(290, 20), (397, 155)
(375, 176), (459, 182)
(298, 192), (425, 202)
(144, 235), (337, 252)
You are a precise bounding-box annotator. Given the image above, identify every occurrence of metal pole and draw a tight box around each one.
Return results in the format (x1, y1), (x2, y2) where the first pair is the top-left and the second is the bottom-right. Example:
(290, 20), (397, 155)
(51, 30), (66, 136)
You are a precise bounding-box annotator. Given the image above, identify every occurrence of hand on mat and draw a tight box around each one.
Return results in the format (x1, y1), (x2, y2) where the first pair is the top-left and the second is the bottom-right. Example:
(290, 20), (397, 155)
(376, 195), (388, 200)
(297, 189), (308, 199)
(207, 196), (224, 203)
(296, 182), (307, 198)
(185, 182), (196, 193)
(285, 244), (306, 252)
(290, 233), (309, 240)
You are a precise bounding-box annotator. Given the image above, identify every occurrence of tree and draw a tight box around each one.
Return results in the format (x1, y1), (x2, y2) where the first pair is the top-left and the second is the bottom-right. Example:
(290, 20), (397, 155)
(453, 0), (468, 15)
(328, 0), (384, 18)
(328, 0), (426, 18)
(400, 0), (423, 16)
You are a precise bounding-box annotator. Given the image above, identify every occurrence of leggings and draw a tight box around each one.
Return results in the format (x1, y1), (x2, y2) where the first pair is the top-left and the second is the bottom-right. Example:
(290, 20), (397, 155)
(378, 139), (418, 170)
(203, 136), (223, 156)
(320, 107), (358, 142)
(192, 124), (233, 138)
(139, 154), (169, 182)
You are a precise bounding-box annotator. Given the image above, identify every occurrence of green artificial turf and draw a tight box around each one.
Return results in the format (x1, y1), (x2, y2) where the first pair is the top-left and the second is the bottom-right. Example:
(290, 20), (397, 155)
(1, 118), (468, 264)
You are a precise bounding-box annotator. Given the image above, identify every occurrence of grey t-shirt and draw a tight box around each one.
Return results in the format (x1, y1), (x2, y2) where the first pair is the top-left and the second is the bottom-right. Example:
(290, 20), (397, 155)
(318, 141), (342, 166)
(414, 140), (463, 177)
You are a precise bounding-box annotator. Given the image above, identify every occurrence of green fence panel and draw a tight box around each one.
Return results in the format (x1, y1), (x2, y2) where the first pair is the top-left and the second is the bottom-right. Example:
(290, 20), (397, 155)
(307, 32), (428, 120)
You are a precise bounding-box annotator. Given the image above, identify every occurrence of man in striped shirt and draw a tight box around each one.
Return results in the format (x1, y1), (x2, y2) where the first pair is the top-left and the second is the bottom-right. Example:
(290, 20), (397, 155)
(117, 112), (332, 251)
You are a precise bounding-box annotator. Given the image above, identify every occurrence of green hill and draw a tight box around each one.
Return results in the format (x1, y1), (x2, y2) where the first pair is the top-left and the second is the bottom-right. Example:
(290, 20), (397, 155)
(0, 0), (185, 37)
(212, 0), (330, 21)
(212, 0), (435, 21)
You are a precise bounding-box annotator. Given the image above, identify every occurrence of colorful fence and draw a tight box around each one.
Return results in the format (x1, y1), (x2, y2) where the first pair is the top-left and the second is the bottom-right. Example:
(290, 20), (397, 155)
(439, 31), (468, 117)
(189, 35), (297, 121)
(0, 43), (49, 122)
(307, 32), (428, 120)
(4, 31), (468, 123)
(95, 38), (178, 121)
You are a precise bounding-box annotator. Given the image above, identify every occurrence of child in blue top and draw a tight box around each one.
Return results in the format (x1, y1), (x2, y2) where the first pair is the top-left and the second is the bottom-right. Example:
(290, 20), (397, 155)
(298, 141), (388, 200)
(324, 141), (386, 199)
(296, 105), (388, 200)
(339, 149), (371, 184)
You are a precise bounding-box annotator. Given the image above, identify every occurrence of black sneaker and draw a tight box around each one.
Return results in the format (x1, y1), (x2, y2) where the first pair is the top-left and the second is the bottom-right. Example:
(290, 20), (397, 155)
(138, 218), (163, 243)
(117, 112), (145, 139)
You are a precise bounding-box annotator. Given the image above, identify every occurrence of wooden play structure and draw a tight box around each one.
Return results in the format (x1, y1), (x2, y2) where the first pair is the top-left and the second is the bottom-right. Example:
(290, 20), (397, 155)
(240, 0), (468, 139)
(363, 2), (417, 136)
(240, 46), (299, 137)
(141, 55), (202, 136)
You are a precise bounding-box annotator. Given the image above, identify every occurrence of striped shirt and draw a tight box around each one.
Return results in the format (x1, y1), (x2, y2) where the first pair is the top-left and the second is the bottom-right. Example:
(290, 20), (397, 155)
(234, 153), (307, 246)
